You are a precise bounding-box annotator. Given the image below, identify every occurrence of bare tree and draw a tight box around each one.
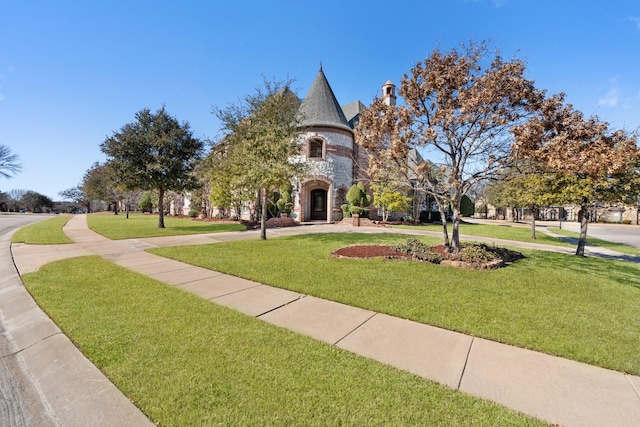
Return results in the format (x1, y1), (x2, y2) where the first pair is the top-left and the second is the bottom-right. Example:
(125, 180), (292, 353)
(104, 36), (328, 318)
(0, 145), (21, 179)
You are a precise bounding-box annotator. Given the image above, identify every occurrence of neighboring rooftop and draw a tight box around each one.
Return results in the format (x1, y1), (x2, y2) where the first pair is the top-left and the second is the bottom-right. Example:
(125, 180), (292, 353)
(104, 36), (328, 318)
(341, 100), (367, 128)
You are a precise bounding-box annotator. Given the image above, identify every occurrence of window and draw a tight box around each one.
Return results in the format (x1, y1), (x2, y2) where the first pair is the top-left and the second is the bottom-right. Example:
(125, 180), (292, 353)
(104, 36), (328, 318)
(308, 139), (323, 159)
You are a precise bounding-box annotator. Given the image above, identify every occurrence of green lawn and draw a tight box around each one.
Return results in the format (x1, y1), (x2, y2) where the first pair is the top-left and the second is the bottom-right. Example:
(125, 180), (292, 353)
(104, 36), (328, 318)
(11, 215), (74, 244)
(394, 222), (572, 247)
(151, 233), (640, 375)
(23, 256), (543, 426)
(87, 212), (246, 239)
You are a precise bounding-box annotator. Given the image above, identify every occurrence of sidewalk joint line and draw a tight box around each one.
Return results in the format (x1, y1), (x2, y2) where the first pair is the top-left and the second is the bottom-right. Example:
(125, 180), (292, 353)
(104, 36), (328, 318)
(255, 295), (306, 318)
(1, 332), (63, 359)
(457, 336), (474, 390)
(333, 312), (378, 346)
(210, 283), (265, 300)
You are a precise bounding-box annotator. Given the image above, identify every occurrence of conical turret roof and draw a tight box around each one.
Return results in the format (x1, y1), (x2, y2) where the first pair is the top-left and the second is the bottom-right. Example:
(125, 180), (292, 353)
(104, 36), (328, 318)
(298, 67), (352, 132)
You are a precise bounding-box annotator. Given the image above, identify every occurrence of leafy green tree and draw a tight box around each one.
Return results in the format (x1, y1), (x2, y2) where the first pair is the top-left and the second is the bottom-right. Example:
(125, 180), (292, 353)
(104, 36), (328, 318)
(460, 195), (475, 217)
(137, 191), (154, 212)
(371, 183), (411, 221)
(212, 78), (307, 239)
(0, 145), (21, 179)
(487, 164), (558, 239)
(101, 106), (203, 228)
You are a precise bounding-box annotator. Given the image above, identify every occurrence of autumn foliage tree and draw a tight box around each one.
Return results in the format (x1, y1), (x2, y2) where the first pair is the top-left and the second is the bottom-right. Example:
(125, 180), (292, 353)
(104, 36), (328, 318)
(355, 41), (546, 252)
(512, 95), (639, 255)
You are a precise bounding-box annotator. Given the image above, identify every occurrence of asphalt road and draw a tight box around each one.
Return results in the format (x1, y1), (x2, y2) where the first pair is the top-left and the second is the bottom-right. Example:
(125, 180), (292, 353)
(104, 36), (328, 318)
(556, 222), (640, 249)
(0, 214), (59, 427)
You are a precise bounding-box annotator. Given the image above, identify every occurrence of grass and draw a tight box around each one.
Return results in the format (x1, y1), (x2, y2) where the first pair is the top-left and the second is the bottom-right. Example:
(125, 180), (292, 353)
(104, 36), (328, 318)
(394, 222), (573, 247)
(11, 215), (74, 244)
(23, 256), (543, 426)
(548, 227), (640, 255)
(86, 212), (246, 239)
(151, 233), (640, 375)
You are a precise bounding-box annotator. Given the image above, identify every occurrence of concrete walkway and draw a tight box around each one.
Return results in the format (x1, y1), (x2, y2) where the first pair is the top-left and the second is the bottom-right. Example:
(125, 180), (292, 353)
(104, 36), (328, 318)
(7, 215), (640, 426)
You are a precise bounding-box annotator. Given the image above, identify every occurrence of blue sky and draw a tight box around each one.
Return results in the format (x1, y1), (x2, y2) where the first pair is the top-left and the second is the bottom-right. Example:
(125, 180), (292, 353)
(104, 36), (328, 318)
(1, 0), (639, 200)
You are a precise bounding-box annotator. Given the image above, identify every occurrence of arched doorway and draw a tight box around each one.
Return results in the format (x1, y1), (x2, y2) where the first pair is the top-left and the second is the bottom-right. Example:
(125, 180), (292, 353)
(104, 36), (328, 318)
(310, 189), (327, 221)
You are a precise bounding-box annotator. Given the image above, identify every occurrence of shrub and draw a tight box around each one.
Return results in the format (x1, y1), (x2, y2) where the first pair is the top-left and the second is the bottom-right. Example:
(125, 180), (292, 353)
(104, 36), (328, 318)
(622, 219), (632, 225)
(457, 244), (498, 263)
(394, 238), (443, 264)
(455, 243), (525, 264)
(188, 209), (198, 218)
(341, 204), (351, 218)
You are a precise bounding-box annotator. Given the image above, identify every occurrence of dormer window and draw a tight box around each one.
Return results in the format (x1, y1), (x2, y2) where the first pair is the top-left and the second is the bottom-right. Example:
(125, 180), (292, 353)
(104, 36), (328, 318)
(308, 138), (324, 159)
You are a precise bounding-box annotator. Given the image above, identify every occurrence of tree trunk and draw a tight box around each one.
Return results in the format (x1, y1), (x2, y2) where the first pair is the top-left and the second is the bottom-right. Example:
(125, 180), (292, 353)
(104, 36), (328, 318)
(451, 207), (461, 252)
(157, 187), (165, 228)
(126, 202), (129, 219)
(530, 206), (537, 240)
(260, 189), (267, 240)
(576, 204), (589, 256)
(436, 198), (450, 248)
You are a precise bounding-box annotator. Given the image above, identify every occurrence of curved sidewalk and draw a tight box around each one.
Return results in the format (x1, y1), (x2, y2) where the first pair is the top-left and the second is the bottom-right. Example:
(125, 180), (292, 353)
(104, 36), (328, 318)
(8, 215), (640, 427)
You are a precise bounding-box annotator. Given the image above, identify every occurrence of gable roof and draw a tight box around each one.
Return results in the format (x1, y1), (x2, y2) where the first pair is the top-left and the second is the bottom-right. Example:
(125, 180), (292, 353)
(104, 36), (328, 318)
(298, 67), (352, 132)
(341, 100), (367, 128)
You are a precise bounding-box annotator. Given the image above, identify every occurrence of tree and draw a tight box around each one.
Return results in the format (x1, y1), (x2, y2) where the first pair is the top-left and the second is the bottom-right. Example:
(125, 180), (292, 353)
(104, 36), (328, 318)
(355, 41), (546, 252)
(513, 95), (639, 255)
(20, 190), (53, 212)
(487, 163), (558, 239)
(82, 162), (125, 214)
(0, 145), (21, 179)
(345, 182), (372, 217)
(59, 186), (92, 213)
(7, 189), (26, 212)
(137, 191), (154, 212)
(101, 107), (204, 228)
(0, 191), (8, 211)
(371, 183), (411, 221)
(212, 78), (307, 240)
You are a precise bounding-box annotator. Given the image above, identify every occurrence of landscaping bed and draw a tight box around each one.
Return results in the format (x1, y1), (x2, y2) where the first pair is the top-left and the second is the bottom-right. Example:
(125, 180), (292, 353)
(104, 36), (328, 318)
(332, 239), (524, 270)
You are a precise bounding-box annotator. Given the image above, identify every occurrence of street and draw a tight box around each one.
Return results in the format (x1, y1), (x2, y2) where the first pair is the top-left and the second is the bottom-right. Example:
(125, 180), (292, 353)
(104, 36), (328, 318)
(0, 214), (58, 427)
(558, 222), (640, 249)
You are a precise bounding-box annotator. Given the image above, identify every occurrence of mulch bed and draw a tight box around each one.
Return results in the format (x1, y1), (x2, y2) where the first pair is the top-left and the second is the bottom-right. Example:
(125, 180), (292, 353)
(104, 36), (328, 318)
(332, 244), (522, 270)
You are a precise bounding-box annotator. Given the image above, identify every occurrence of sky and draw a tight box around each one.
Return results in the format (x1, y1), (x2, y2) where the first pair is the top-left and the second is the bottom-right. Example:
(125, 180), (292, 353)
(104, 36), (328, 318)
(1, 0), (639, 200)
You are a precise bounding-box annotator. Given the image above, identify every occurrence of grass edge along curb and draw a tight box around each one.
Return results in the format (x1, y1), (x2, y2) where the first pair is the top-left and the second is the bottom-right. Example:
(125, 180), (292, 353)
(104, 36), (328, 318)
(11, 214), (73, 244)
(23, 256), (544, 426)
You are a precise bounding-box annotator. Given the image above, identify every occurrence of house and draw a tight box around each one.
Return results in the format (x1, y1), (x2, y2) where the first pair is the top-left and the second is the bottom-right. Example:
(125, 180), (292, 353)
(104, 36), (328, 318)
(289, 67), (397, 222)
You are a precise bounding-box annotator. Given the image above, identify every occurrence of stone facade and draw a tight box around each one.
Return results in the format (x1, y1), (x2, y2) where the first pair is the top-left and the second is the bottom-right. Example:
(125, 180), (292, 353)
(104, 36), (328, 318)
(289, 67), (393, 223)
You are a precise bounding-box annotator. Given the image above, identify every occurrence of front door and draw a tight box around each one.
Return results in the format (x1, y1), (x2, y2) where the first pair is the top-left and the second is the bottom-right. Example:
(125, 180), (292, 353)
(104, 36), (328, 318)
(310, 189), (327, 221)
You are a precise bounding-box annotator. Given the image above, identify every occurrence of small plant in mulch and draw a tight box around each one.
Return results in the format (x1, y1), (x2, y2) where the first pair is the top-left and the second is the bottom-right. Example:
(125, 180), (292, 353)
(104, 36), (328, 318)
(393, 238), (444, 264)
